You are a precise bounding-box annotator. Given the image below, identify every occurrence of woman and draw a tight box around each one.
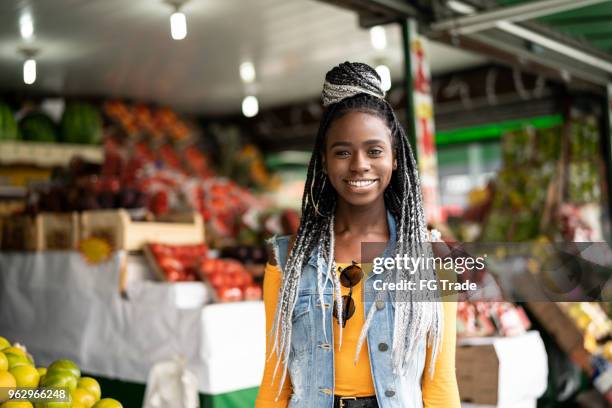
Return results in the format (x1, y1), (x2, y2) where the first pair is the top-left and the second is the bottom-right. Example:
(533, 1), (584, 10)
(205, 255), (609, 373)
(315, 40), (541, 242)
(256, 62), (460, 408)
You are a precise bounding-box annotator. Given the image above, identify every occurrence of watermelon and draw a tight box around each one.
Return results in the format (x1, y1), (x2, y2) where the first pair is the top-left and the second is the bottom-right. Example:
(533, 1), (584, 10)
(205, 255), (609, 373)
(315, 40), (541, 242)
(19, 111), (58, 142)
(60, 102), (103, 144)
(0, 102), (18, 140)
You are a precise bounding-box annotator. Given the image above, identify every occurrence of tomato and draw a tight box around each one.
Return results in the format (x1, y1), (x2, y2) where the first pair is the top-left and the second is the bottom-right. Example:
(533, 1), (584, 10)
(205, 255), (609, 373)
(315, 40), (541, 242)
(166, 269), (182, 282)
(208, 273), (226, 288)
(244, 285), (262, 300)
(159, 256), (184, 272)
(218, 287), (243, 302)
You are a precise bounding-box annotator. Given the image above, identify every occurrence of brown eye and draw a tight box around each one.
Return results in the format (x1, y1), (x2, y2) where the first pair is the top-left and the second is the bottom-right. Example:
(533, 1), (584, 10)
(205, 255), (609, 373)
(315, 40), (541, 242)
(335, 150), (350, 157)
(369, 148), (383, 156)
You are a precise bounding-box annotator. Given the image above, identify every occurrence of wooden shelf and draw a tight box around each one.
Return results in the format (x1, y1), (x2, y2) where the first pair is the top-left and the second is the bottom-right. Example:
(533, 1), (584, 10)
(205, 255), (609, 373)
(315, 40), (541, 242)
(0, 141), (103, 167)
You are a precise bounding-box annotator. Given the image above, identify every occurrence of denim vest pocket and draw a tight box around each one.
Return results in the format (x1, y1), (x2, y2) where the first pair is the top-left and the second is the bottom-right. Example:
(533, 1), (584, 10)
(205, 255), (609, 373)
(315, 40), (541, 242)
(290, 295), (313, 357)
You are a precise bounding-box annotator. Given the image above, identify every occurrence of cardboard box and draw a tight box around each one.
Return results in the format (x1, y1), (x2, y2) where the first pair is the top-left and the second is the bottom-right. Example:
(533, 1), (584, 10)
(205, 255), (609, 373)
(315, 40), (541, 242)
(456, 331), (548, 406)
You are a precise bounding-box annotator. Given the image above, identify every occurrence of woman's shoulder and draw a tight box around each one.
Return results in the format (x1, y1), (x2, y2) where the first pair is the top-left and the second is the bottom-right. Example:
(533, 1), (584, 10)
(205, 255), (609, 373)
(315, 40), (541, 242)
(265, 234), (296, 266)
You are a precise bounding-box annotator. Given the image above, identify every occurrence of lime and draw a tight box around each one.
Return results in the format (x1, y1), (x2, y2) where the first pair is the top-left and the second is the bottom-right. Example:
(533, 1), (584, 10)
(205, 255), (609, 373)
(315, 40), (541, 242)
(40, 373), (77, 393)
(92, 399), (122, 408)
(0, 353), (7, 371)
(71, 388), (96, 408)
(9, 365), (39, 387)
(77, 377), (101, 402)
(4, 354), (30, 370)
(46, 360), (80, 379)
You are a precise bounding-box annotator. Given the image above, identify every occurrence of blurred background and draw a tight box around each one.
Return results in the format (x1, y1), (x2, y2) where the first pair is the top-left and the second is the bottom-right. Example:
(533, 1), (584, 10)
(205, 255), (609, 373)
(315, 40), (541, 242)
(1, 0), (612, 407)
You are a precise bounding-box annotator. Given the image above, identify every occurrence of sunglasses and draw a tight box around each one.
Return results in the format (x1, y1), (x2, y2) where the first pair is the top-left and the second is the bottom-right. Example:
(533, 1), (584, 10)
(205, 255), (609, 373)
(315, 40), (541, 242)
(333, 261), (364, 327)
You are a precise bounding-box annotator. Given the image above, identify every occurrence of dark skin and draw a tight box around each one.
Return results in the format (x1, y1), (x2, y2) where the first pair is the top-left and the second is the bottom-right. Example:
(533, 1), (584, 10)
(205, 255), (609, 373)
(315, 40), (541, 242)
(323, 111), (397, 263)
(268, 111), (397, 266)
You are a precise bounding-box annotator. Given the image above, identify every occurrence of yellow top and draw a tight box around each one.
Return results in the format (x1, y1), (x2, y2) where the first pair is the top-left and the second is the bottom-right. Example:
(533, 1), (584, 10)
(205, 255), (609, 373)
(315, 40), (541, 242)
(255, 262), (461, 407)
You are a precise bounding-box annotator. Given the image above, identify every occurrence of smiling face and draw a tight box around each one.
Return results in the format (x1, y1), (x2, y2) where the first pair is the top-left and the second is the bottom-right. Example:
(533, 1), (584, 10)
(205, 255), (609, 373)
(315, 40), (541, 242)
(323, 111), (396, 208)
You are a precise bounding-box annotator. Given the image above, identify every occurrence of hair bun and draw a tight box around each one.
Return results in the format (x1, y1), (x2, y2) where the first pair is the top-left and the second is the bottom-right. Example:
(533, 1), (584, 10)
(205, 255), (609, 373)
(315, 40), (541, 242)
(321, 62), (385, 107)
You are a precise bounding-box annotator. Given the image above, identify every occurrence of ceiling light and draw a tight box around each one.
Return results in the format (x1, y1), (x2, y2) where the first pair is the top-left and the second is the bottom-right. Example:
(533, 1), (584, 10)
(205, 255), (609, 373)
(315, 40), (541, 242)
(240, 62), (256, 83)
(496, 21), (612, 73)
(23, 59), (36, 85)
(19, 48), (39, 85)
(446, 0), (476, 15)
(242, 96), (259, 118)
(375, 65), (392, 92)
(170, 12), (187, 40)
(19, 13), (34, 40)
(370, 26), (387, 50)
(166, 1), (188, 40)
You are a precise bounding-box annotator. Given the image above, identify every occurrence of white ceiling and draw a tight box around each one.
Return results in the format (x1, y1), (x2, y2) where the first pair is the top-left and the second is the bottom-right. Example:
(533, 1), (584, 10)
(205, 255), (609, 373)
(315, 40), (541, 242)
(0, 0), (486, 115)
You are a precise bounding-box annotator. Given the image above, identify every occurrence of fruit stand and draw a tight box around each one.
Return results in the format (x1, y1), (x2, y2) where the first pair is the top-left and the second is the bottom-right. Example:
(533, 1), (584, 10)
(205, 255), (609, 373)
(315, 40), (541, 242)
(0, 250), (266, 407)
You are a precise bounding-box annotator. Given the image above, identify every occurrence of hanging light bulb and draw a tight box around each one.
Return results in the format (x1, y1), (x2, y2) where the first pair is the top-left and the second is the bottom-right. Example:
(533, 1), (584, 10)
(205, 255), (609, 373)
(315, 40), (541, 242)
(240, 62), (256, 83)
(170, 11), (187, 40)
(242, 96), (259, 118)
(370, 26), (387, 50)
(23, 59), (36, 85)
(375, 65), (391, 91)
(19, 13), (34, 40)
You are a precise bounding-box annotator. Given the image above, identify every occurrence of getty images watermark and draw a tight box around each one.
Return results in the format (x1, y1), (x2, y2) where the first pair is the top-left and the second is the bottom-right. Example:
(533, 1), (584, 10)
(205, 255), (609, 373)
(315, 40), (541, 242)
(370, 252), (487, 292)
(360, 241), (612, 302)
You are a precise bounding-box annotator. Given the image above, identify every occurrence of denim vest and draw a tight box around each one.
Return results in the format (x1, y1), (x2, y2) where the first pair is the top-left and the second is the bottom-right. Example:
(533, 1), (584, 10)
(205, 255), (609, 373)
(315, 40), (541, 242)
(273, 211), (427, 408)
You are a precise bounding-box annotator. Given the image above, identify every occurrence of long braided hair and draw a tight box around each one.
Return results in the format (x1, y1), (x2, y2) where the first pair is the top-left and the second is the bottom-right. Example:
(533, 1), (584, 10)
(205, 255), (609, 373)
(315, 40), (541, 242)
(268, 62), (442, 399)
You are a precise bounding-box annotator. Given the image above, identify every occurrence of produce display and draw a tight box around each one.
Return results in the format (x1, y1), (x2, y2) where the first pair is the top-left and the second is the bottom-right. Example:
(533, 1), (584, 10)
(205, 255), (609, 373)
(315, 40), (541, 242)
(145, 243), (208, 282)
(0, 102), (18, 140)
(561, 303), (612, 402)
(144, 241), (263, 301)
(19, 112), (58, 143)
(60, 103), (103, 145)
(103, 101), (190, 141)
(200, 258), (262, 302)
(0, 336), (122, 407)
(457, 301), (531, 338)
(480, 126), (561, 242)
(479, 115), (603, 243)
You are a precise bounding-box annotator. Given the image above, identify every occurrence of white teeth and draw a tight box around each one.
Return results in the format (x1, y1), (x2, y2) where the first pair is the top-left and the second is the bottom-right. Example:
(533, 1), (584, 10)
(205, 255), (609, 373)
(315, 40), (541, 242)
(346, 179), (376, 187)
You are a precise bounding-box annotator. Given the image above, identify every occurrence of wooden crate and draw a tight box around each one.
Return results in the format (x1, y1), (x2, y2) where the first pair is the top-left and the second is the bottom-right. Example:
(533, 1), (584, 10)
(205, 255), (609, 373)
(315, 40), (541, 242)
(80, 209), (204, 251)
(1, 214), (42, 250)
(40, 212), (80, 250)
(1, 212), (80, 251)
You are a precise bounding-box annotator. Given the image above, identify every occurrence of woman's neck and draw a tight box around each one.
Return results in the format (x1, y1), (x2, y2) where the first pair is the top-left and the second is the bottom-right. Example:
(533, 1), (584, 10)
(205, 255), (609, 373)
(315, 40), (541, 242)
(334, 198), (388, 237)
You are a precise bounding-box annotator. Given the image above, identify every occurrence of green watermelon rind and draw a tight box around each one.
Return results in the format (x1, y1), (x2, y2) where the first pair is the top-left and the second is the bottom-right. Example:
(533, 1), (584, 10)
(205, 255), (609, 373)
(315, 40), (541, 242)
(19, 112), (58, 143)
(60, 102), (103, 144)
(0, 102), (19, 141)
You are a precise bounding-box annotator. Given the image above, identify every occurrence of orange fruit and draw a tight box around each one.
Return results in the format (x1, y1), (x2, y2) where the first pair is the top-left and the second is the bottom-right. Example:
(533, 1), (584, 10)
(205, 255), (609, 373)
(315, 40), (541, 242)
(71, 389), (95, 408)
(77, 378), (101, 402)
(9, 365), (39, 387)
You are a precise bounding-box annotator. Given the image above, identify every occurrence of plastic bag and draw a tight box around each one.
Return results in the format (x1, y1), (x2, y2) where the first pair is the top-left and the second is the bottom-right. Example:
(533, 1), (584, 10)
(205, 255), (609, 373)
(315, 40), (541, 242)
(143, 356), (199, 408)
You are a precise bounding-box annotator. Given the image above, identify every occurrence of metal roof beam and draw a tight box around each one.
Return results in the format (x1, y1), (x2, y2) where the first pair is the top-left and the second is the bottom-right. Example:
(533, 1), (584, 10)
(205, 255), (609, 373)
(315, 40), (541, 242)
(316, 0), (419, 19)
(432, 0), (611, 35)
